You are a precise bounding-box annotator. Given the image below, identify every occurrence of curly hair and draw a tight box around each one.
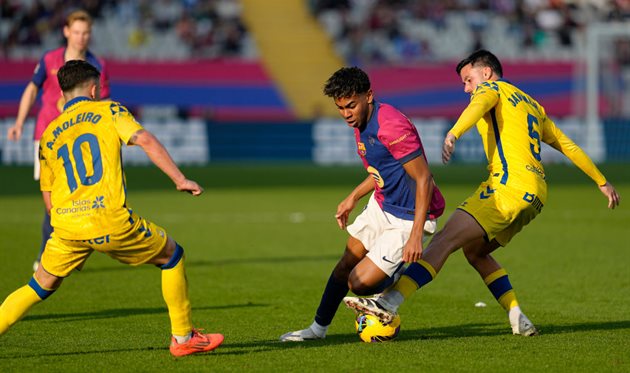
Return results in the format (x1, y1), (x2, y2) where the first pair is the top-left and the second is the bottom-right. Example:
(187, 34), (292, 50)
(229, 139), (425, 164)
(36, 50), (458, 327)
(323, 67), (371, 99)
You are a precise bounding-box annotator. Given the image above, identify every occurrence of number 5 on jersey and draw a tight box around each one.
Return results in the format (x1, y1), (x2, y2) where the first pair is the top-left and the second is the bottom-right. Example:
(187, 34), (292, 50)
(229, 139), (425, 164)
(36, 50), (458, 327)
(527, 113), (542, 161)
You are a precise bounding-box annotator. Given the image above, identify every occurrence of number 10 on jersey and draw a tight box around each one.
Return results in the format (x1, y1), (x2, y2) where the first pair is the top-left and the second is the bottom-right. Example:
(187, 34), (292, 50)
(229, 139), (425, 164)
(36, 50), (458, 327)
(57, 133), (103, 192)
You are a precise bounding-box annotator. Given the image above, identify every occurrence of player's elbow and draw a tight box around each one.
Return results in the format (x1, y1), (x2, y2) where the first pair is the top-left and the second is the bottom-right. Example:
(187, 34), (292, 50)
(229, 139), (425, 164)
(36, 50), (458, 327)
(132, 130), (157, 148)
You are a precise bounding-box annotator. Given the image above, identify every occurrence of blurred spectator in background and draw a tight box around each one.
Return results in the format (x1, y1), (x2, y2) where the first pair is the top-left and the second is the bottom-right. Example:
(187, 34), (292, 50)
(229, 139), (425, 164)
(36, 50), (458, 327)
(0, 0), (255, 60)
(1, 1), (628, 64)
(309, 0), (623, 65)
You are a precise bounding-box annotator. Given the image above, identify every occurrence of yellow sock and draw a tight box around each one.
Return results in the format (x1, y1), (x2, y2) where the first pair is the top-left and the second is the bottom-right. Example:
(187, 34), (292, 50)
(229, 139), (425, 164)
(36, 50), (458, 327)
(0, 285), (43, 335)
(498, 290), (519, 311)
(393, 275), (419, 299)
(392, 260), (437, 299)
(484, 269), (519, 311)
(161, 257), (192, 337)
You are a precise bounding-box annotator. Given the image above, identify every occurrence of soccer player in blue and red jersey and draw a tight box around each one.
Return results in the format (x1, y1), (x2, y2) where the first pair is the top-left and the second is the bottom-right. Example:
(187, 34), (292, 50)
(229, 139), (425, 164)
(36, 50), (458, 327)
(280, 67), (445, 341)
(7, 10), (110, 271)
(344, 50), (621, 336)
(0, 60), (222, 357)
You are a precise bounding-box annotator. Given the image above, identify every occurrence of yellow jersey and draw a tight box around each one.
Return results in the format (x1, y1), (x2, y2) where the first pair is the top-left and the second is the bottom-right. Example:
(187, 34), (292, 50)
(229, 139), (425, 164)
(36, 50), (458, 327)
(450, 79), (606, 193)
(39, 97), (143, 240)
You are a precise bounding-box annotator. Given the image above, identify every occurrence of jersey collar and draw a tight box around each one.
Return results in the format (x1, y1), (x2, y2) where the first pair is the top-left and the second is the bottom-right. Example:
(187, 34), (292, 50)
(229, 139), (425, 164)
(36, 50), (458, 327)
(63, 96), (92, 111)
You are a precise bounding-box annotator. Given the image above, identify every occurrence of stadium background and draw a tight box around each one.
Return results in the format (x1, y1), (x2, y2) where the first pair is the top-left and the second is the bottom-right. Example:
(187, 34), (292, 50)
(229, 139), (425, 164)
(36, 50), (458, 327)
(0, 2), (628, 370)
(0, 0), (629, 165)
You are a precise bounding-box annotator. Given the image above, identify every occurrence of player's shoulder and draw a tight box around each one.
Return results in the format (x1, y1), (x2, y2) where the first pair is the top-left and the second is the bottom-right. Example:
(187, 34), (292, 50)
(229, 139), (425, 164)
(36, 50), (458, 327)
(376, 102), (411, 124)
(35, 48), (64, 73)
(44, 47), (64, 57)
(86, 50), (106, 70)
(107, 101), (131, 115)
(474, 80), (500, 94)
(40, 47), (65, 62)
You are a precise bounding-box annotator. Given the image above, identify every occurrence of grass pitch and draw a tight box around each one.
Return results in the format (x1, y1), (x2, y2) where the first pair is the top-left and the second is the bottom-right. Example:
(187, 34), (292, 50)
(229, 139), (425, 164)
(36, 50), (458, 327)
(0, 164), (628, 372)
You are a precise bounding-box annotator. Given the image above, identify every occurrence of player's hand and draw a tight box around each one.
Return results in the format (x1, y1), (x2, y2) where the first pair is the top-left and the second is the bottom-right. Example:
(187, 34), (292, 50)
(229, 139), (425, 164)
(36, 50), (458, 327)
(7, 124), (23, 141)
(335, 196), (356, 230)
(599, 182), (620, 209)
(176, 179), (204, 196)
(402, 237), (423, 263)
(442, 132), (457, 164)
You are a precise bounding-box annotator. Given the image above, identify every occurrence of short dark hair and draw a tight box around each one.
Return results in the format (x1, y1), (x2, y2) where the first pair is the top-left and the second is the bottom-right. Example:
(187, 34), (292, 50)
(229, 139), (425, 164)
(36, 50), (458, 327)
(456, 49), (503, 78)
(323, 67), (371, 99)
(57, 60), (100, 92)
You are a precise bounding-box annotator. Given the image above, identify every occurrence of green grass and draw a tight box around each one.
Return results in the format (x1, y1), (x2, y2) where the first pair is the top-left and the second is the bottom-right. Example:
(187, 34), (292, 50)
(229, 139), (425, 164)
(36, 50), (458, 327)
(0, 164), (628, 372)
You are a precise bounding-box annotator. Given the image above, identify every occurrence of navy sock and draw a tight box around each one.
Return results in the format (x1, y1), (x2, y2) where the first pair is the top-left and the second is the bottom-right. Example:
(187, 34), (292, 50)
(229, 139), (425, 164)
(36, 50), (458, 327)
(38, 212), (53, 261)
(314, 272), (349, 327)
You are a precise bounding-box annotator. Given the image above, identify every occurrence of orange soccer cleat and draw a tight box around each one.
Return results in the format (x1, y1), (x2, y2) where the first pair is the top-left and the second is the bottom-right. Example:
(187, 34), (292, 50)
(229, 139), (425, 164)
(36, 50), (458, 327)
(169, 329), (224, 357)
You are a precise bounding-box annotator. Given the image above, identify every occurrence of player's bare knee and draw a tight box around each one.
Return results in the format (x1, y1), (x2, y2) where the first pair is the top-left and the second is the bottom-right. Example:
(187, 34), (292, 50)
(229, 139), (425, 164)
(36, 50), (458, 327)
(150, 237), (177, 266)
(463, 247), (484, 266)
(348, 275), (373, 296)
(157, 240), (185, 270)
(29, 266), (62, 300)
(463, 239), (499, 266)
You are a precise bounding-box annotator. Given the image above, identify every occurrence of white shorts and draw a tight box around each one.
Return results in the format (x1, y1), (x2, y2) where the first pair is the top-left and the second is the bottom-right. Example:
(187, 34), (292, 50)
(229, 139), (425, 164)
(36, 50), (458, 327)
(33, 140), (40, 181)
(347, 194), (437, 276)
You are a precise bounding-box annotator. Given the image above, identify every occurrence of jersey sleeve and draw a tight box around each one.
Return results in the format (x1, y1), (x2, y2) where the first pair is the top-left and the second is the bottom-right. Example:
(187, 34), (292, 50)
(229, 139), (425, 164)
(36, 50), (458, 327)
(450, 82), (499, 139)
(31, 56), (47, 88)
(541, 116), (607, 186)
(39, 142), (54, 192)
(377, 108), (422, 164)
(110, 102), (143, 144)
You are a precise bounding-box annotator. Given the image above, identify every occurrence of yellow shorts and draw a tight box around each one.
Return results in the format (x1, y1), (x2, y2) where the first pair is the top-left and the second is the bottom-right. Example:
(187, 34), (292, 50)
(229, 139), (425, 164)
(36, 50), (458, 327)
(459, 180), (545, 246)
(41, 213), (168, 277)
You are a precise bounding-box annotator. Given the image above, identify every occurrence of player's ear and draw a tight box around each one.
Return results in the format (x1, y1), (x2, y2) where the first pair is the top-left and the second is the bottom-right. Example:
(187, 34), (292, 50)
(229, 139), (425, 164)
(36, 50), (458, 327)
(483, 66), (492, 80)
(90, 82), (100, 100)
(366, 89), (374, 104)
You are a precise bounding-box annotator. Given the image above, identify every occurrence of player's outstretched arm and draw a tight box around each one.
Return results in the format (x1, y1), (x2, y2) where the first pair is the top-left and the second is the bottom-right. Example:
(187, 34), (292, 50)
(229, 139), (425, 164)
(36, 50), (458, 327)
(129, 130), (203, 196)
(546, 133), (620, 209)
(598, 182), (621, 209)
(8, 82), (39, 141)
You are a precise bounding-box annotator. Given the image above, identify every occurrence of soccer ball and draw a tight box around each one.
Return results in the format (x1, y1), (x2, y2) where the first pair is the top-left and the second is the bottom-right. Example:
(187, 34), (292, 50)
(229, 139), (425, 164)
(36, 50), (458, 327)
(355, 313), (401, 342)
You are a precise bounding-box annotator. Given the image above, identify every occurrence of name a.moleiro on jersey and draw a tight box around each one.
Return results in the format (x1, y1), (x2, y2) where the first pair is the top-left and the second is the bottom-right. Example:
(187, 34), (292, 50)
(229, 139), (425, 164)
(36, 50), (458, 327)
(46, 111), (102, 150)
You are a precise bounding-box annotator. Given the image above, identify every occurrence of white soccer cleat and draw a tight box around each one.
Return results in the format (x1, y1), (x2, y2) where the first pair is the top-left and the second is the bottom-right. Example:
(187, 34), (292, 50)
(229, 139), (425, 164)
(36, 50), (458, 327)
(511, 312), (538, 336)
(343, 296), (397, 324)
(279, 326), (325, 342)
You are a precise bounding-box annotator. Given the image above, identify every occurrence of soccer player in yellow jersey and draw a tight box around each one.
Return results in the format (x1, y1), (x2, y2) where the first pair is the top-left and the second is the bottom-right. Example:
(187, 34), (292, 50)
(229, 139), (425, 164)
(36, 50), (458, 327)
(343, 50), (621, 336)
(0, 60), (224, 357)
